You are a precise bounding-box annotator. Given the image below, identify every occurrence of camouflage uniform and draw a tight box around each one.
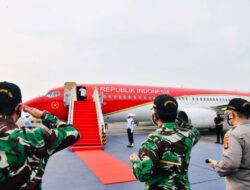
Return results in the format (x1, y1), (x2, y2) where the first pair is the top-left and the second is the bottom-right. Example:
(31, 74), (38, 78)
(0, 112), (80, 190)
(132, 122), (200, 190)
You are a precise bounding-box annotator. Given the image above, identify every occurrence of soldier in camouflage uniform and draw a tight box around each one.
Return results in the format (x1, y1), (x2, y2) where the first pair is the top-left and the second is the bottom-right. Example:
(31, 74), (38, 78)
(0, 81), (80, 190)
(130, 94), (200, 190)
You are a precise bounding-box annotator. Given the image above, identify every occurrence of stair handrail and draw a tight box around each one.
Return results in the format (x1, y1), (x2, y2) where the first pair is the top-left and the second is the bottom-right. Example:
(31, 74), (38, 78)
(67, 87), (77, 124)
(92, 88), (105, 139)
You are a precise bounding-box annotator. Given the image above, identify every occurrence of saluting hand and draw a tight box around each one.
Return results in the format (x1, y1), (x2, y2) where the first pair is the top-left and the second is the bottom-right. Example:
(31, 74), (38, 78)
(22, 105), (44, 119)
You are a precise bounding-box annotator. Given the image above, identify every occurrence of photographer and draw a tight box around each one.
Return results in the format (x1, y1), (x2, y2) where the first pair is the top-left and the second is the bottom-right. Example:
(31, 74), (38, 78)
(0, 81), (80, 190)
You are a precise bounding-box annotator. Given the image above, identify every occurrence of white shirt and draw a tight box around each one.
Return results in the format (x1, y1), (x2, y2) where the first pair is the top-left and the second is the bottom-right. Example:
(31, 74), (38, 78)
(127, 117), (135, 132)
(79, 88), (86, 97)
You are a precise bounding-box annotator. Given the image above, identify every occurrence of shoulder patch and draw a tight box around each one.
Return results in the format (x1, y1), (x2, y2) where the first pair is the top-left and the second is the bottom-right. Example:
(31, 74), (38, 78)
(223, 135), (229, 149)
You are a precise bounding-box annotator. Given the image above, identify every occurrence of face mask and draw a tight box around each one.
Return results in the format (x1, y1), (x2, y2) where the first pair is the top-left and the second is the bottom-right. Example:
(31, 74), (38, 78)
(17, 110), (21, 118)
(151, 109), (158, 127)
(152, 114), (158, 126)
(225, 111), (233, 126)
(15, 104), (22, 119)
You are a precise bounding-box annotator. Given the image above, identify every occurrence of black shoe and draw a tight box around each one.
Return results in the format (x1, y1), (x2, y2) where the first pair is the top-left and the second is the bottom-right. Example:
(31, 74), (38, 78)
(127, 144), (134, 148)
(215, 142), (220, 144)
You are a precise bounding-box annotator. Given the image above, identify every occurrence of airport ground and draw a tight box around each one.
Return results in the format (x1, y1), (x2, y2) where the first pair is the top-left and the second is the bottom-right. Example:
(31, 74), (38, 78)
(43, 122), (226, 190)
(106, 122), (223, 144)
(16, 118), (226, 189)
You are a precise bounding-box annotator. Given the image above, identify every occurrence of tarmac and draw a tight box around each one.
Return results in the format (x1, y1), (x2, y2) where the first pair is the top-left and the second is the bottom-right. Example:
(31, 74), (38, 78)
(42, 123), (226, 190)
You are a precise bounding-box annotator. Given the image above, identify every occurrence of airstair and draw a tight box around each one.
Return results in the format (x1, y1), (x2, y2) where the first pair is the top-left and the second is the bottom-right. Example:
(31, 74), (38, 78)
(64, 82), (106, 151)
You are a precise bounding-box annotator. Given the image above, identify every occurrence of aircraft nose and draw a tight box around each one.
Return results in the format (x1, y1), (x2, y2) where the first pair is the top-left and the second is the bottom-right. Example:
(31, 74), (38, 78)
(24, 99), (35, 107)
(24, 96), (44, 109)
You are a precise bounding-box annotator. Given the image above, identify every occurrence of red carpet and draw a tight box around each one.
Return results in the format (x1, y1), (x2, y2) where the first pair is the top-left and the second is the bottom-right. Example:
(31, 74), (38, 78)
(75, 150), (136, 185)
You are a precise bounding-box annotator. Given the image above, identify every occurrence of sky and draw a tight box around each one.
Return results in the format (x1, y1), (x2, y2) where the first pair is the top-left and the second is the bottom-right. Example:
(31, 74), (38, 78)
(0, 0), (250, 101)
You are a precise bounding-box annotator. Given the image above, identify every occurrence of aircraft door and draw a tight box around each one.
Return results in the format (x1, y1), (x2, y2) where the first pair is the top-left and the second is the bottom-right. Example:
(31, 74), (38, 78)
(64, 82), (77, 107)
(77, 86), (87, 101)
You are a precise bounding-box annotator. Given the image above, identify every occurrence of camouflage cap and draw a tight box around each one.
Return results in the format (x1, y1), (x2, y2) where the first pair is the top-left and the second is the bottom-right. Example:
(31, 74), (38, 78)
(153, 94), (178, 115)
(226, 98), (250, 116)
(0, 82), (22, 115)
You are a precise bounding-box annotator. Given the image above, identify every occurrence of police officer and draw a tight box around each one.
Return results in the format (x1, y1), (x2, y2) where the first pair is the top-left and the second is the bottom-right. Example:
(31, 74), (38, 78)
(129, 94), (200, 190)
(209, 98), (250, 190)
(0, 81), (80, 190)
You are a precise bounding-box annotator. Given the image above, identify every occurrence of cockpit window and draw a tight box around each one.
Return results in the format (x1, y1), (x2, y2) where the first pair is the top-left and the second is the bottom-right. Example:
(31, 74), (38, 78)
(45, 91), (60, 98)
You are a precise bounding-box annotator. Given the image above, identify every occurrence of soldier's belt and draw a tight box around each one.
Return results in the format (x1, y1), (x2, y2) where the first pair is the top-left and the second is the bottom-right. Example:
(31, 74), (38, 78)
(159, 160), (181, 166)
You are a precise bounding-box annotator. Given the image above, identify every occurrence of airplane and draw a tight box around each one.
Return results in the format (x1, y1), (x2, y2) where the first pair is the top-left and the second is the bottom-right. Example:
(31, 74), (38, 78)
(24, 84), (250, 129)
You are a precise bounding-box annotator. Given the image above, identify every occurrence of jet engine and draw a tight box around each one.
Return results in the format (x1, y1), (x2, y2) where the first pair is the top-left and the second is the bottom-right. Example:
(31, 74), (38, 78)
(178, 108), (217, 129)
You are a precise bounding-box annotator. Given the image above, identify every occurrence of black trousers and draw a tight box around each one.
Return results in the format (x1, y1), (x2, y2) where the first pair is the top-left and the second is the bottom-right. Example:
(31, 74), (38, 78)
(127, 128), (134, 144)
(216, 125), (224, 143)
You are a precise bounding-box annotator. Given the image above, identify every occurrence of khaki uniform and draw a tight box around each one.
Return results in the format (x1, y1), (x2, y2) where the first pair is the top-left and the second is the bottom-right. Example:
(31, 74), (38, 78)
(215, 121), (250, 190)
